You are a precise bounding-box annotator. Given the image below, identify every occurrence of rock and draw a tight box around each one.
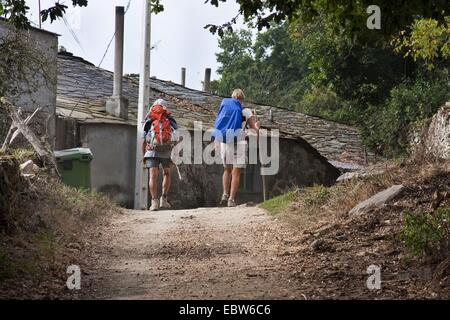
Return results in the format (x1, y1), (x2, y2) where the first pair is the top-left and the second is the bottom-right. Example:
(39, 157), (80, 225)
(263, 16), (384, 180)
(337, 171), (359, 182)
(410, 105), (450, 159)
(349, 185), (404, 216)
(337, 168), (386, 182)
(19, 160), (39, 175)
(67, 242), (82, 251)
(313, 224), (335, 237)
(310, 239), (325, 251)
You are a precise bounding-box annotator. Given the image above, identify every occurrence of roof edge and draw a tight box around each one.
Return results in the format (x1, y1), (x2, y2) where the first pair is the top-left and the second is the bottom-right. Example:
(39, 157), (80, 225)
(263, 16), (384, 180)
(0, 17), (60, 37)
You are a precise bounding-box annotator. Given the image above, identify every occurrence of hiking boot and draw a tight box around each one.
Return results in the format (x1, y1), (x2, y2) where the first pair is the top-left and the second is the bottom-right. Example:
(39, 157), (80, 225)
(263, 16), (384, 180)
(227, 199), (237, 207)
(219, 194), (229, 207)
(150, 199), (160, 211)
(160, 195), (171, 209)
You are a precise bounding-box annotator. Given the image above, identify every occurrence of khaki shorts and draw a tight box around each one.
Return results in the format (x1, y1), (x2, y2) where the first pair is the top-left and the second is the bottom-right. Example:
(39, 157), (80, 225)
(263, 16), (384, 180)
(220, 142), (247, 169)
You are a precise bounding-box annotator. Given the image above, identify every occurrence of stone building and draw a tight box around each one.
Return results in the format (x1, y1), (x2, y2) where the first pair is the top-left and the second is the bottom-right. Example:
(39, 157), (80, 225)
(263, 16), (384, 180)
(0, 18), (58, 148)
(55, 50), (371, 209)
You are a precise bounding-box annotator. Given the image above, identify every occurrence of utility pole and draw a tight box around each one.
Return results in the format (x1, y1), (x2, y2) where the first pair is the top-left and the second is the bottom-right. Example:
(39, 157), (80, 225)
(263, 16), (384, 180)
(38, 0), (42, 28)
(134, 0), (152, 210)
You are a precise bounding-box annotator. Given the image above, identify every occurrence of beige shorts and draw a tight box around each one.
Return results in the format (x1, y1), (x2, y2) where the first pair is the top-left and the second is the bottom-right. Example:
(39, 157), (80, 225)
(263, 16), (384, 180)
(220, 142), (247, 169)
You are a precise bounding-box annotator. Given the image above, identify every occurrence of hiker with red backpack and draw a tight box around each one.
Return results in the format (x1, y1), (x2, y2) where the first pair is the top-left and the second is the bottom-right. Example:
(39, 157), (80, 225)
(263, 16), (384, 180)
(142, 99), (178, 211)
(213, 89), (260, 207)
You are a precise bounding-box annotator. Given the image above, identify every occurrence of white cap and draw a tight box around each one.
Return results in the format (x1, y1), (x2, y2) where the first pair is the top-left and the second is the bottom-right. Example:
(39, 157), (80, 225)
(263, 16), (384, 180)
(152, 98), (167, 108)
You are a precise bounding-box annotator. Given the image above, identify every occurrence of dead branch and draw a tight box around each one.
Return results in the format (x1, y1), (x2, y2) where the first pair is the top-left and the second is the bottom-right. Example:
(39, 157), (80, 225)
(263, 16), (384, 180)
(10, 106), (43, 144)
(1, 125), (14, 152)
(0, 97), (58, 172)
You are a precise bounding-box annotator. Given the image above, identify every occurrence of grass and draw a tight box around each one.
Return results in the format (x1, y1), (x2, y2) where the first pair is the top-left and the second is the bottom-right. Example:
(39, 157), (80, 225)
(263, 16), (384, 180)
(259, 189), (297, 215)
(10, 148), (37, 164)
(0, 149), (120, 287)
(259, 166), (399, 231)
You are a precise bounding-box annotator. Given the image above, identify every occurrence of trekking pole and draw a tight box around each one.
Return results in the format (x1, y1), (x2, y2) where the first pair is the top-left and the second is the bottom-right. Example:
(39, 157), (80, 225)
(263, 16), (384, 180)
(175, 163), (183, 182)
(171, 153), (183, 182)
(254, 108), (267, 202)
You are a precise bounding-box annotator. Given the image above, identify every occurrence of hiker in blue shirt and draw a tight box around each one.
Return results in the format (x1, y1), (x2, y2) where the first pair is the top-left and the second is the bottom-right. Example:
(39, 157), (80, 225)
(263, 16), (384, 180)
(213, 89), (260, 207)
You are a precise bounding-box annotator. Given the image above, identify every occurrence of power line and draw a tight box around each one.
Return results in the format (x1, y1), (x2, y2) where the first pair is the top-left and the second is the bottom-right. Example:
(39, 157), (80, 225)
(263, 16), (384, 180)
(62, 14), (85, 53)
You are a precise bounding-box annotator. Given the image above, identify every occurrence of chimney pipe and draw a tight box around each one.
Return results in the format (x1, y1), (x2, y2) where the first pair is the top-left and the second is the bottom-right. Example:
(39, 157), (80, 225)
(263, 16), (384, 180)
(181, 67), (186, 87)
(269, 108), (274, 122)
(106, 6), (129, 119)
(203, 68), (211, 92)
(113, 6), (125, 97)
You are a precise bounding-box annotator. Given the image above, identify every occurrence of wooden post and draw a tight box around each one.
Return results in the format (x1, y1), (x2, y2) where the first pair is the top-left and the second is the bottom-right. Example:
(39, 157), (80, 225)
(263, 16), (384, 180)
(134, 0), (151, 210)
(254, 108), (267, 202)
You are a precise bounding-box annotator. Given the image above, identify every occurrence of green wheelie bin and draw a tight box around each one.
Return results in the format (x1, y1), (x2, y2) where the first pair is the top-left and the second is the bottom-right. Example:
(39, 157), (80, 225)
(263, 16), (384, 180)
(54, 148), (94, 190)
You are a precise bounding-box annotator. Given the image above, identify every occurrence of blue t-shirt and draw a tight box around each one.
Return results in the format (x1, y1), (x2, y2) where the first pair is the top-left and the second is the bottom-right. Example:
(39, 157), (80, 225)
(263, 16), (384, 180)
(213, 98), (244, 143)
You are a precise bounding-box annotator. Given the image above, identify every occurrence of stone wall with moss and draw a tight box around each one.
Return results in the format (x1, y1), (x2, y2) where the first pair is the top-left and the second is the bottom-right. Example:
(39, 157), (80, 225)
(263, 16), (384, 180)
(0, 20), (58, 149)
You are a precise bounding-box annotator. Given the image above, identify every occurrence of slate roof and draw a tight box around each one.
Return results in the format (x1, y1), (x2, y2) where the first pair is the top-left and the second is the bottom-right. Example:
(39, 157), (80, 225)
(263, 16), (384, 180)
(56, 52), (373, 166)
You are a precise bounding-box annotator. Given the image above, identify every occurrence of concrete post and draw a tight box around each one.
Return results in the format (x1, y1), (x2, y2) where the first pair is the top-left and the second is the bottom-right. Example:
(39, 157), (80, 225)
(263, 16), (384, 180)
(203, 68), (211, 92)
(134, 0), (152, 210)
(113, 6), (125, 97)
(106, 6), (129, 119)
(181, 67), (186, 87)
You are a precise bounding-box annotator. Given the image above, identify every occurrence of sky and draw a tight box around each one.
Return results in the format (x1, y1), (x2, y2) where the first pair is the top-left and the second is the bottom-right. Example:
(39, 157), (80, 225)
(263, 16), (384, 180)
(25, 0), (245, 90)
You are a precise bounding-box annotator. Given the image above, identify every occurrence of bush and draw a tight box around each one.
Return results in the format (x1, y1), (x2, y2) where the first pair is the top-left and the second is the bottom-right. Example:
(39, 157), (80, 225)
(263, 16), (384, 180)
(297, 86), (354, 124)
(362, 75), (450, 157)
(402, 207), (450, 258)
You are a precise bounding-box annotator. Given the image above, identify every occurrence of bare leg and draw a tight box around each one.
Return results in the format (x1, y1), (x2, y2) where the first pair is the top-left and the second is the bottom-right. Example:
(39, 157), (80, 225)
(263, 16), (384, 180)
(162, 167), (171, 196)
(230, 167), (241, 201)
(149, 167), (159, 199)
(222, 166), (232, 196)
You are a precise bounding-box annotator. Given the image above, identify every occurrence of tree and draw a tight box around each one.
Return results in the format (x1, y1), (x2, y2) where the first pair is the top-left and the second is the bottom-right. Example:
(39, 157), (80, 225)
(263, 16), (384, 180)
(212, 23), (312, 108)
(212, 16), (450, 157)
(392, 17), (450, 71)
(3, 0), (448, 43)
(205, 0), (449, 44)
(213, 18), (415, 117)
(0, 0), (163, 29)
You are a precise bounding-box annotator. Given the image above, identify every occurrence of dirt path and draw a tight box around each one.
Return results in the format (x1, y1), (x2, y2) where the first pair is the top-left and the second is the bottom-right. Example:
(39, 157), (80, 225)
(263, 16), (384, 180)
(81, 206), (306, 300)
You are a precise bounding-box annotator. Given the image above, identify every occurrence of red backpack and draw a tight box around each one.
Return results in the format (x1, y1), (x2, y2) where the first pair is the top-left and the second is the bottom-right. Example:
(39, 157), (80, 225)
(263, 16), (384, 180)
(147, 105), (173, 149)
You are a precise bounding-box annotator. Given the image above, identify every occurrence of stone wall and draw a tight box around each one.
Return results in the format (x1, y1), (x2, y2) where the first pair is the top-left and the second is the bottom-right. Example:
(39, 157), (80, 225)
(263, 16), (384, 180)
(163, 135), (340, 208)
(55, 121), (340, 209)
(0, 20), (58, 149)
(410, 104), (450, 160)
(425, 104), (450, 160)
